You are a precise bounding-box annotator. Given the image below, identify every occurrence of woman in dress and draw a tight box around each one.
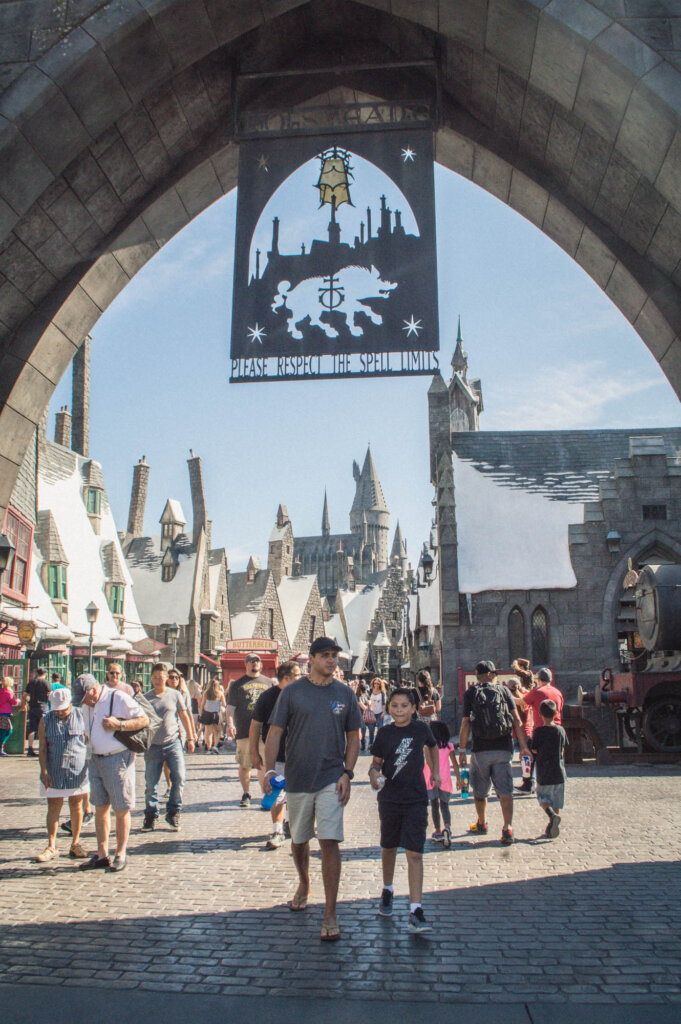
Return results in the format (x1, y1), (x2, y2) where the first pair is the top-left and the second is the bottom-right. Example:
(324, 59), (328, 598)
(36, 688), (89, 861)
(199, 677), (225, 754)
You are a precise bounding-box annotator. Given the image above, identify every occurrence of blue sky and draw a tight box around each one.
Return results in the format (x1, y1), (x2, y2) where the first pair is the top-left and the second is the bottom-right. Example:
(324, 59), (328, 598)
(48, 164), (680, 572)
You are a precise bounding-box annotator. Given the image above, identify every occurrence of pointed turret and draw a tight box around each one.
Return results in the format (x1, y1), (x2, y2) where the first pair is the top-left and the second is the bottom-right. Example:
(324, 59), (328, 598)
(451, 316), (467, 376)
(391, 521), (408, 579)
(322, 490), (330, 536)
(350, 447), (390, 572)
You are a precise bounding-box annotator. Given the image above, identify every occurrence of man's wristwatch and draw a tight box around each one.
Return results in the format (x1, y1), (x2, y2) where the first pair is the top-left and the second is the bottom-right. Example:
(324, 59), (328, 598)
(343, 769), (354, 781)
(118, 719), (125, 731)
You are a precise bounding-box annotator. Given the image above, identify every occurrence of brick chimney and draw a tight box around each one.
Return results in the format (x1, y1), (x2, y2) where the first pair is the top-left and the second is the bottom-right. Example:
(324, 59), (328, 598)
(187, 449), (207, 547)
(72, 334), (91, 457)
(54, 406), (71, 448)
(127, 456), (150, 538)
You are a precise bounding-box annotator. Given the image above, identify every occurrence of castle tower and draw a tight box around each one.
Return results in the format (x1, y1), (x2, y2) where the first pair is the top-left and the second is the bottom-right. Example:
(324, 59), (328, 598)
(390, 521), (408, 578)
(350, 446), (390, 573)
(268, 504), (293, 585)
(322, 491), (330, 537)
(448, 318), (483, 432)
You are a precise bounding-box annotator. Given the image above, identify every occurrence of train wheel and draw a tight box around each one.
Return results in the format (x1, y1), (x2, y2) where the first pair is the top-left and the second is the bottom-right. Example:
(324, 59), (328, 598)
(642, 696), (681, 753)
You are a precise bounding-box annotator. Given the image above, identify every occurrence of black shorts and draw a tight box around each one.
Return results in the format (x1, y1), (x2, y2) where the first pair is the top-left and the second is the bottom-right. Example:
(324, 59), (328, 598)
(27, 706), (44, 735)
(200, 711), (219, 725)
(378, 801), (428, 853)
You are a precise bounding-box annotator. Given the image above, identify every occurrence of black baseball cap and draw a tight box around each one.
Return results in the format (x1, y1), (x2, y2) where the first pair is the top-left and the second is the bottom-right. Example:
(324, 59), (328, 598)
(475, 660), (496, 675)
(309, 636), (341, 656)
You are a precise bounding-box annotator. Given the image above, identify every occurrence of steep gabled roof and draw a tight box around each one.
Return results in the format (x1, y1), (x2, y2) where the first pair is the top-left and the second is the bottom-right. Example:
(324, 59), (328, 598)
(36, 510), (68, 564)
(277, 574), (317, 646)
(160, 499), (186, 525)
(229, 569), (270, 638)
(350, 447), (388, 515)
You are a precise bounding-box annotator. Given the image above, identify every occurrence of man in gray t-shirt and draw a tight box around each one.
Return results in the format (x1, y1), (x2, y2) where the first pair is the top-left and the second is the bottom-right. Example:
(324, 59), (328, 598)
(265, 637), (361, 942)
(142, 663), (195, 832)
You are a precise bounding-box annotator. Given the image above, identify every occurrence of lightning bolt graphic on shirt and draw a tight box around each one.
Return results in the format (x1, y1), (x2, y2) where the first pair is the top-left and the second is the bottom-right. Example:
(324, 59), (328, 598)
(391, 737), (414, 779)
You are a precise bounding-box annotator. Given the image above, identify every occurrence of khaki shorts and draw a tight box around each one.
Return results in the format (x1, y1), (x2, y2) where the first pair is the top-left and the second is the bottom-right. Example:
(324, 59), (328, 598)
(287, 781), (344, 844)
(236, 737), (264, 770)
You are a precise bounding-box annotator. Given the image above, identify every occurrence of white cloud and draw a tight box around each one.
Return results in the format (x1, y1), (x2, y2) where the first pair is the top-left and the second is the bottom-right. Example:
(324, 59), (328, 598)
(485, 360), (661, 430)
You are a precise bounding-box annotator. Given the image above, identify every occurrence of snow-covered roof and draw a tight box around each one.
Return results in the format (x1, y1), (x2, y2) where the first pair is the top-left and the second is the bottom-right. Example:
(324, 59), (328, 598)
(161, 499), (186, 524)
(277, 575), (316, 645)
(37, 442), (148, 642)
(352, 640), (369, 674)
(339, 581), (383, 653)
(126, 535), (197, 625)
(418, 570), (440, 627)
(452, 452), (579, 592)
(325, 612), (349, 653)
(208, 562), (222, 609)
(269, 523), (291, 542)
(230, 611), (258, 638)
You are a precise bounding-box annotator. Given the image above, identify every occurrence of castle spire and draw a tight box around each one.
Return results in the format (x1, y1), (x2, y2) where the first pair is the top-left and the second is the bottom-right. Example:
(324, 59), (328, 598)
(322, 490), (330, 536)
(451, 315), (467, 376)
(351, 446), (389, 515)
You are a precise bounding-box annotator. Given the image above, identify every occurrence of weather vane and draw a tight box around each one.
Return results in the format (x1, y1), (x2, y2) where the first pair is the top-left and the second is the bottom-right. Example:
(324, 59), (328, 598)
(315, 146), (354, 208)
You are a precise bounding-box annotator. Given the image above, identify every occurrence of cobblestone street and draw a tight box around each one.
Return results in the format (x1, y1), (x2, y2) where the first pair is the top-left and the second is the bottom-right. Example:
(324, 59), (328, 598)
(2, 749), (681, 1014)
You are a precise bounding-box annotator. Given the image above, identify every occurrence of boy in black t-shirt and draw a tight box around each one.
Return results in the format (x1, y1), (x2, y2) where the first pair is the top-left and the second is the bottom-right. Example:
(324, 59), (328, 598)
(531, 699), (568, 839)
(369, 688), (439, 934)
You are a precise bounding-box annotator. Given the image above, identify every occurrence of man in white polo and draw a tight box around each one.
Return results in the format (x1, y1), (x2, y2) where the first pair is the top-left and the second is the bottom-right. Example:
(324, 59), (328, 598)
(264, 636), (361, 942)
(80, 676), (148, 872)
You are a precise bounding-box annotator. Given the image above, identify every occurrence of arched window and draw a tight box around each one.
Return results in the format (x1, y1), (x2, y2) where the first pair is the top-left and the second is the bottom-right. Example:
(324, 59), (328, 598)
(531, 606), (549, 665)
(508, 607), (525, 664)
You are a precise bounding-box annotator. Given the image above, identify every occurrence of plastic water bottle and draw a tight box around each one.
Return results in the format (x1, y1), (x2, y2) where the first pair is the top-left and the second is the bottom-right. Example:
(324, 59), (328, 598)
(261, 774), (285, 810)
(460, 765), (470, 799)
(521, 754), (532, 779)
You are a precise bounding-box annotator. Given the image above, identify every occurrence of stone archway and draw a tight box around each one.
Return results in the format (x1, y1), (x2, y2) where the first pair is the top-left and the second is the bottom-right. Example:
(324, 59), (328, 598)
(1, 0), (680, 522)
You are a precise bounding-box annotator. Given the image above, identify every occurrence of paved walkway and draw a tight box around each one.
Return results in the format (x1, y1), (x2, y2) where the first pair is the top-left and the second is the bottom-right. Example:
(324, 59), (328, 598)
(1, 748), (680, 1015)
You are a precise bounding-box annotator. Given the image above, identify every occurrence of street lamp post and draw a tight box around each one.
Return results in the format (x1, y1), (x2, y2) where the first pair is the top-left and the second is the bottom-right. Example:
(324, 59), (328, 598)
(168, 622), (180, 669)
(86, 602), (99, 674)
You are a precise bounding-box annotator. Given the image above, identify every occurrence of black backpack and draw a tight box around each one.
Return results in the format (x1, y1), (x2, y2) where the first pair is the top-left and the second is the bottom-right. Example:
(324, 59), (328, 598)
(469, 682), (514, 742)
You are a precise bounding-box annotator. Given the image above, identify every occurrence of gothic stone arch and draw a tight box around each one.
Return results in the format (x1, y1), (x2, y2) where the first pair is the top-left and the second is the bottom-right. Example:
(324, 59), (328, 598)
(1, 0), (681, 522)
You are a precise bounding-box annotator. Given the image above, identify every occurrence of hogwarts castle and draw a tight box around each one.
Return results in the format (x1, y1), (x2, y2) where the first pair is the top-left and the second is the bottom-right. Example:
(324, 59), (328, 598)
(274, 446), (404, 598)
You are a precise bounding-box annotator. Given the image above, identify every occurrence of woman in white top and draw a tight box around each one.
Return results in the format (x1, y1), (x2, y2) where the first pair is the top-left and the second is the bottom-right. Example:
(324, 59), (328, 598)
(199, 677), (225, 754)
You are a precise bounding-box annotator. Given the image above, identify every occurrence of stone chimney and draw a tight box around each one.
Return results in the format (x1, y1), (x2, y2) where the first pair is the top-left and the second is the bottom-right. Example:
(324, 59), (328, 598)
(187, 449), (207, 547)
(127, 456), (150, 538)
(54, 406), (71, 448)
(72, 335), (91, 457)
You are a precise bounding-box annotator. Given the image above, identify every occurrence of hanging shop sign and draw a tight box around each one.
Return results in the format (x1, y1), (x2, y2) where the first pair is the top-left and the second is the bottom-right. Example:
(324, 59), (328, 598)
(230, 127), (439, 382)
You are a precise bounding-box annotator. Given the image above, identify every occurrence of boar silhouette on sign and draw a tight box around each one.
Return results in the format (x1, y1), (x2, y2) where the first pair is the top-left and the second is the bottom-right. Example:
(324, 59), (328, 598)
(272, 264), (398, 340)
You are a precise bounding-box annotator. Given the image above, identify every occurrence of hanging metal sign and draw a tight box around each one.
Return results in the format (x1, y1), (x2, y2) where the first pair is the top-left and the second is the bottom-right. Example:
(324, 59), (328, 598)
(230, 127), (440, 382)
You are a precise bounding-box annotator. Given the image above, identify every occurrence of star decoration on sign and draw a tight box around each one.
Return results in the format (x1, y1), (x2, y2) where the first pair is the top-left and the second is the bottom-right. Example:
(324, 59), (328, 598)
(247, 323), (267, 344)
(401, 146), (416, 163)
(402, 316), (423, 338)
(257, 154), (269, 172)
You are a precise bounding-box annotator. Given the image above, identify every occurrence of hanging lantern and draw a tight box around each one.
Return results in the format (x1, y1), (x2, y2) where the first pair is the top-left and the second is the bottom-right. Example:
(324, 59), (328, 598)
(315, 147), (354, 208)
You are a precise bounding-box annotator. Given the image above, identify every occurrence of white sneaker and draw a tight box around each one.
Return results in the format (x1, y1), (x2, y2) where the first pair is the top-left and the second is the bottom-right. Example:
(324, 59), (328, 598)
(266, 831), (286, 849)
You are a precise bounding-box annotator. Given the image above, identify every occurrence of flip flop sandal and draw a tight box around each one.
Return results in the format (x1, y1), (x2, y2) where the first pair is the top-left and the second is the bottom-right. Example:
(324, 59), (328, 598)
(320, 923), (341, 942)
(288, 895), (309, 911)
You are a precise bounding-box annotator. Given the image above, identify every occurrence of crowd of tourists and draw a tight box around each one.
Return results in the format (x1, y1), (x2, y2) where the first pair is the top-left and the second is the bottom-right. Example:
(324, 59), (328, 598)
(5, 641), (567, 938)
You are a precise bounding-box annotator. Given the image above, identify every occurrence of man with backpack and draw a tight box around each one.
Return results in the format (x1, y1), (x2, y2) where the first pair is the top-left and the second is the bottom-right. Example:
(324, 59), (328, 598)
(458, 660), (531, 846)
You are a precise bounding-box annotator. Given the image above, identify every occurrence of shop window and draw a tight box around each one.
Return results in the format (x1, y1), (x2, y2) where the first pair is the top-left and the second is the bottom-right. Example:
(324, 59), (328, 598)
(47, 563), (68, 601)
(531, 606), (549, 665)
(2, 508), (32, 599)
(108, 584), (124, 616)
(508, 607), (525, 664)
(201, 616), (216, 651)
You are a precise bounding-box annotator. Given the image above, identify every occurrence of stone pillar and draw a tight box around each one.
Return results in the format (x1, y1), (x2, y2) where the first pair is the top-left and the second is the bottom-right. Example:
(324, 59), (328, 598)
(428, 372), (450, 485)
(187, 450), (207, 547)
(54, 406), (71, 448)
(72, 335), (91, 457)
(127, 456), (150, 538)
